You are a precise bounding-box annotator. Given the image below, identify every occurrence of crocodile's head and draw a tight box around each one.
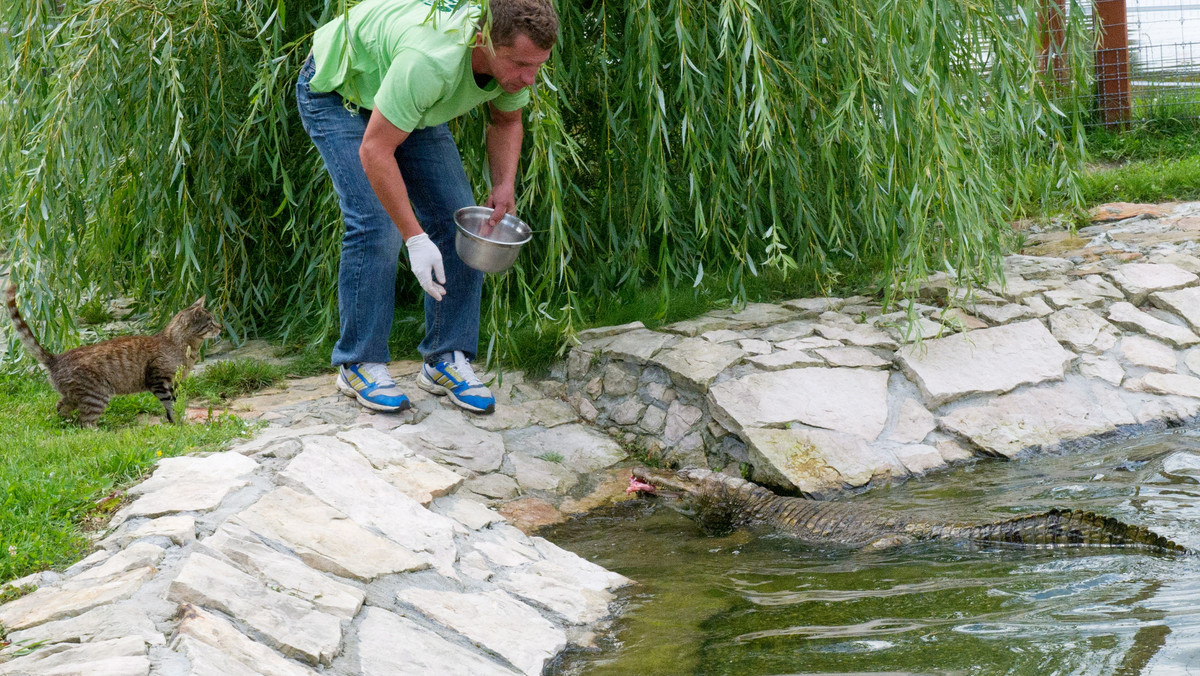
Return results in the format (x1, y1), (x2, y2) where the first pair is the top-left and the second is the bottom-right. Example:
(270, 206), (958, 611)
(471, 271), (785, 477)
(628, 467), (743, 535)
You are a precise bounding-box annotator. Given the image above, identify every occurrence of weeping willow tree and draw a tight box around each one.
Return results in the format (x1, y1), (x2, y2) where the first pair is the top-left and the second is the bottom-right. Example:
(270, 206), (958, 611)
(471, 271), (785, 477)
(0, 0), (1093, 362)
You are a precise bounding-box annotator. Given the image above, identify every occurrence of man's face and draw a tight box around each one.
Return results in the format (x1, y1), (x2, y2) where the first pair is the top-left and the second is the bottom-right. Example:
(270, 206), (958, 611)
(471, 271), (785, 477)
(485, 33), (552, 93)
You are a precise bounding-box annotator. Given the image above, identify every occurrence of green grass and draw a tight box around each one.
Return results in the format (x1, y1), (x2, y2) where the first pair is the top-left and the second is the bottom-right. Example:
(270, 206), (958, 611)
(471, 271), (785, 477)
(180, 345), (334, 406)
(1078, 117), (1200, 206)
(0, 373), (251, 582)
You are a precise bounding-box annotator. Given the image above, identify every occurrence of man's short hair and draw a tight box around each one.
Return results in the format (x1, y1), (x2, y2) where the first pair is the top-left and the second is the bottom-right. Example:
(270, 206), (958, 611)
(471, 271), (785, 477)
(487, 0), (558, 51)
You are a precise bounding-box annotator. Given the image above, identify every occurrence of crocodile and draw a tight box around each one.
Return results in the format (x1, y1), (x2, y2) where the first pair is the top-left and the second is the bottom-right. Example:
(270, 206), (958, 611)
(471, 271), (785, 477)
(628, 467), (1188, 552)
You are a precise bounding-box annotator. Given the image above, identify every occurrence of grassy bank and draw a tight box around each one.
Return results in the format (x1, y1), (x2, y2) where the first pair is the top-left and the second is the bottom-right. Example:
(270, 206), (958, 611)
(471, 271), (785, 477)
(0, 373), (251, 583)
(1080, 119), (1200, 205)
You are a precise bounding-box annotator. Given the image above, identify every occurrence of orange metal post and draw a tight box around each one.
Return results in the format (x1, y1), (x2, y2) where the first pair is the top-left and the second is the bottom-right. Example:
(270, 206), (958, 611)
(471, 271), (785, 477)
(1095, 0), (1131, 127)
(1040, 0), (1068, 85)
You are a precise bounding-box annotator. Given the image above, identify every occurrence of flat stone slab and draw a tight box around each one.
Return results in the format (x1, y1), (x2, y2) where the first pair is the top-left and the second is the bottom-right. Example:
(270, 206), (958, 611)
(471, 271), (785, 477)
(391, 409), (506, 473)
(172, 604), (319, 676)
(0, 566), (155, 631)
(501, 424), (626, 474)
(746, 349), (824, 371)
(202, 524), (364, 620)
(279, 441), (459, 575)
(166, 553), (342, 665)
(1106, 262), (1198, 304)
(130, 453), (258, 494)
(1127, 372), (1200, 399)
(1108, 302), (1200, 348)
(1150, 286), (1200, 332)
(708, 367), (890, 441)
(357, 607), (520, 676)
(603, 329), (679, 363)
(813, 346), (891, 368)
(396, 588), (566, 676)
(231, 487), (427, 581)
(495, 559), (625, 625)
(741, 426), (905, 495)
(939, 380), (1136, 457)
(649, 337), (745, 388)
(896, 319), (1075, 407)
(1120, 336), (1178, 372)
(4, 604), (163, 651)
(1048, 307), (1118, 354)
(1003, 255), (1074, 279)
(0, 635), (148, 676)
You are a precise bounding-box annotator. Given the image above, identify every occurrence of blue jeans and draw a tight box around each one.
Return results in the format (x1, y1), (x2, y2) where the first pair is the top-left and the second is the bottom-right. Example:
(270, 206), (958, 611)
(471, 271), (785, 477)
(295, 55), (483, 367)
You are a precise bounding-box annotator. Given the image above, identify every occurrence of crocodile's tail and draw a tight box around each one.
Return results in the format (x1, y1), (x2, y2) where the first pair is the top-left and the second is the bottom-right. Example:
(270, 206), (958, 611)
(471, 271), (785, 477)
(944, 508), (1187, 552)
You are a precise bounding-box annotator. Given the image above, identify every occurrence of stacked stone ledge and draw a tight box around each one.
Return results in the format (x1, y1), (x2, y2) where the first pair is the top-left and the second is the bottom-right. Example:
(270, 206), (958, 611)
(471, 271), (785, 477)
(560, 201), (1200, 496)
(0, 427), (632, 675)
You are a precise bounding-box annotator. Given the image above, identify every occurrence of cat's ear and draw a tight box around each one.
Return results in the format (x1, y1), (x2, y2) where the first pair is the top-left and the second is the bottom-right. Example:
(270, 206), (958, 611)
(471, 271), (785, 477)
(190, 296), (207, 309)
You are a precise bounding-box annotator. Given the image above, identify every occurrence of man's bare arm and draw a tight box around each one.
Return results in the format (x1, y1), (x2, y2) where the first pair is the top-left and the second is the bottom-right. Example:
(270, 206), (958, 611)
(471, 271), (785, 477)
(360, 111), (422, 240)
(484, 104), (524, 226)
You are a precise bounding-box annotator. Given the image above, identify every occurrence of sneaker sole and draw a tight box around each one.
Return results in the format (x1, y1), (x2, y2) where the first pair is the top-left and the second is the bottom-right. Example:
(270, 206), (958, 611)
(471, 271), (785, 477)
(417, 371), (494, 414)
(337, 374), (411, 413)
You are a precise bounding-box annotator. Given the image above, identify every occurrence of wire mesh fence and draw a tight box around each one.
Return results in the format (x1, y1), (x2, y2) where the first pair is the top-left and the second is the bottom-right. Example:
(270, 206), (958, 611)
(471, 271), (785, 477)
(1073, 0), (1200, 127)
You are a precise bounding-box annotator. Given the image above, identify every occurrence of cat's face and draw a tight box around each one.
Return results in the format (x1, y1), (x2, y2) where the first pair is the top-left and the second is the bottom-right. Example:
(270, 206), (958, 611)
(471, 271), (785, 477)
(180, 296), (222, 339)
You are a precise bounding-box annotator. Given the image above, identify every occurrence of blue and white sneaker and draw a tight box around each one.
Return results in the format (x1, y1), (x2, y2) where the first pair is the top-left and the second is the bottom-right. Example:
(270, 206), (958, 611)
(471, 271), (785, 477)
(417, 351), (495, 414)
(336, 363), (411, 412)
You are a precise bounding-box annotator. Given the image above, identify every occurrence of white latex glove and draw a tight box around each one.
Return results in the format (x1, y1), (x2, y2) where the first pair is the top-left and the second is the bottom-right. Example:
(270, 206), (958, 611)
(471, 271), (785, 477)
(405, 233), (446, 301)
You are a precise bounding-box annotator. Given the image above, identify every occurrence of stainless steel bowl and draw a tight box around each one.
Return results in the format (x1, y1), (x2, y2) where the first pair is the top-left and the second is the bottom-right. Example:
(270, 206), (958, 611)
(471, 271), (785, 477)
(453, 206), (533, 274)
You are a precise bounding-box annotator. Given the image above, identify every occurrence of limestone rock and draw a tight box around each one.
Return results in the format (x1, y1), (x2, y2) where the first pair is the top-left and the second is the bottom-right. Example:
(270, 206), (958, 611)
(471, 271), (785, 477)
(508, 453), (579, 493)
(0, 566), (155, 631)
(392, 409), (506, 473)
(101, 515), (196, 549)
(813, 323), (898, 349)
(970, 303), (1033, 325)
(1119, 336), (1178, 372)
(356, 607), (520, 676)
(1108, 302), (1200, 348)
(4, 604), (164, 650)
(891, 444), (946, 475)
(1003, 255), (1073, 279)
(172, 605), (319, 676)
(231, 487), (427, 581)
(889, 399), (937, 444)
(938, 381), (1135, 457)
(335, 427), (416, 467)
(741, 426), (905, 495)
(1126, 372), (1200, 399)
(711, 302), (799, 327)
(649, 337), (745, 389)
(813, 346), (891, 368)
(755, 320), (816, 342)
(464, 473), (521, 500)
(396, 588), (566, 676)
(497, 497), (563, 532)
(502, 424), (626, 474)
(896, 320), (1075, 407)
(738, 338), (772, 355)
(377, 455), (465, 506)
(1078, 354), (1125, 386)
(430, 495), (505, 530)
(202, 524), (364, 620)
(1089, 202), (1169, 222)
(1106, 263), (1198, 305)
(746, 349), (824, 371)
(71, 543), (164, 583)
(129, 452), (257, 495)
(495, 559), (621, 625)
(1150, 286), (1200, 332)
(603, 329), (678, 363)
(602, 363), (639, 396)
(708, 367), (890, 441)
(280, 442), (460, 574)
(1048, 307), (1118, 354)
(0, 636), (148, 676)
(166, 553), (341, 665)
(663, 400), (704, 444)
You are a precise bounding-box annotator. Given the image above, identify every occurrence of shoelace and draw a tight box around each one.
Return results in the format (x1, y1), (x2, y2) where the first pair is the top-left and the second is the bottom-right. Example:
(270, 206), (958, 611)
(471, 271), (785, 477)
(447, 350), (483, 387)
(360, 362), (398, 388)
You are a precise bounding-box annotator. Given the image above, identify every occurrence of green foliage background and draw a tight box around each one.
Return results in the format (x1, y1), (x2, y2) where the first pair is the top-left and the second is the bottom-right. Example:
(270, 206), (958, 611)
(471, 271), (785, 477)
(1, 0), (1092, 362)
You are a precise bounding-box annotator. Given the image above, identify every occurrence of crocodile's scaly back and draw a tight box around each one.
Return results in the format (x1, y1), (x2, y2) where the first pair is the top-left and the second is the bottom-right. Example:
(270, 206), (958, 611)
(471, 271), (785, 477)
(630, 467), (1188, 553)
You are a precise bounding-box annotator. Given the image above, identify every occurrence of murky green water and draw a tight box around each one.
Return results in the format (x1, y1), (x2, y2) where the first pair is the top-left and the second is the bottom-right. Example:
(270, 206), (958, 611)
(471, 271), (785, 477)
(546, 429), (1200, 675)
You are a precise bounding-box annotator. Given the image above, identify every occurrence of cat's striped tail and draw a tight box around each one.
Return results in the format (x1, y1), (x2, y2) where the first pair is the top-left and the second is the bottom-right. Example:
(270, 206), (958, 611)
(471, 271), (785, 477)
(5, 284), (55, 367)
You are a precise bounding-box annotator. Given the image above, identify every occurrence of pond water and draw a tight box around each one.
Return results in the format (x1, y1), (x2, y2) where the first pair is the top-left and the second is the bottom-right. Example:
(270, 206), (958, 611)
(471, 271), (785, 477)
(546, 428), (1200, 675)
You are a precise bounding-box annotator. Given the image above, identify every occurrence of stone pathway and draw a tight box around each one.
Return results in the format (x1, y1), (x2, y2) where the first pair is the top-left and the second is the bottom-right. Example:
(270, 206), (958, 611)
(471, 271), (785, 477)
(4, 200), (1200, 674)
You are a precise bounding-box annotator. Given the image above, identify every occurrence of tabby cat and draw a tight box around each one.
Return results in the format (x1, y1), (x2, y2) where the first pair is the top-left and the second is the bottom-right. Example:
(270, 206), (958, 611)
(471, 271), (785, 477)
(5, 284), (221, 427)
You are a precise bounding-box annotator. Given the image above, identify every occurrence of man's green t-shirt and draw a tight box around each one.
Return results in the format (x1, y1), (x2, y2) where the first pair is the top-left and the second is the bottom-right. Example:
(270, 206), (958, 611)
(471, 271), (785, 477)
(309, 0), (530, 132)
